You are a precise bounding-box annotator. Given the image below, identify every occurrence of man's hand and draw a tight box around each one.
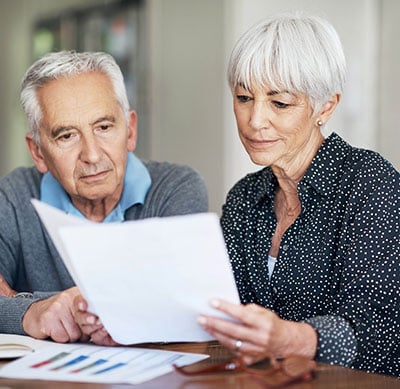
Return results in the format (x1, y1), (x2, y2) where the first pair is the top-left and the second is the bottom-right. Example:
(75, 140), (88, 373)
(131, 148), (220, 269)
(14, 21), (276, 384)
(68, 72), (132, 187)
(0, 274), (16, 297)
(22, 286), (89, 343)
(73, 295), (119, 346)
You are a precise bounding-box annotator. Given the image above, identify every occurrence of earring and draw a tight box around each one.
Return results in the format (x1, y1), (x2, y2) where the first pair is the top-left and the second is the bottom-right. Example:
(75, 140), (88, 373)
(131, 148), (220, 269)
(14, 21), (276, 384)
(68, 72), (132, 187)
(317, 120), (323, 127)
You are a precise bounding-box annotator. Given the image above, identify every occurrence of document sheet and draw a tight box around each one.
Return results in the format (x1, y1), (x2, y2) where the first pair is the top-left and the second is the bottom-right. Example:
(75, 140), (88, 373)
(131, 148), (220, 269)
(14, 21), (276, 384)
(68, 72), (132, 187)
(0, 342), (208, 384)
(32, 200), (240, 344)
(0, 334), (55, 359)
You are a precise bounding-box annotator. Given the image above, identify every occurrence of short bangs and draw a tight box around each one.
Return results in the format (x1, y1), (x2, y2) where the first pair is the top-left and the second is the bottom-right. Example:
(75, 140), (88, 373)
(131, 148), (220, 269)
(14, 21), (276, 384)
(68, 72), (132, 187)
(228, 13), (346, 111)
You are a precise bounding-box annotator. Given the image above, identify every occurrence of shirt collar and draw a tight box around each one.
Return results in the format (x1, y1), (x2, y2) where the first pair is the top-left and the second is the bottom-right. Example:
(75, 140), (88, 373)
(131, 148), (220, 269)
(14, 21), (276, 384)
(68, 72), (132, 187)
(40, 152), (151, 222)
(301, 132), (352, 197)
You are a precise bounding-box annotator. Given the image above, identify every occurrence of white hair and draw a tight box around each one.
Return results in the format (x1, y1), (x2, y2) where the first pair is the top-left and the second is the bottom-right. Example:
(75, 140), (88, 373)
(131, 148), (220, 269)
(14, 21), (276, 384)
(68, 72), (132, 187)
(20, 50), (130, 144)
(227, 11), (346, 112)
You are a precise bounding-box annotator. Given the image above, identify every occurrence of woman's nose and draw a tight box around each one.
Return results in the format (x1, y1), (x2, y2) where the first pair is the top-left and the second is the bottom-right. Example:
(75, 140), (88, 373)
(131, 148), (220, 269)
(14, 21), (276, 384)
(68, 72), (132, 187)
(249, 101), (271, 130)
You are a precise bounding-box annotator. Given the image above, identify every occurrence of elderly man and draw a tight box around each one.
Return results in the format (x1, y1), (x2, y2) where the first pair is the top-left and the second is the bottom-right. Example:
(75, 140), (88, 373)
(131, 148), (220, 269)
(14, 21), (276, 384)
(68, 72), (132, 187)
(0, 51), (208, 342)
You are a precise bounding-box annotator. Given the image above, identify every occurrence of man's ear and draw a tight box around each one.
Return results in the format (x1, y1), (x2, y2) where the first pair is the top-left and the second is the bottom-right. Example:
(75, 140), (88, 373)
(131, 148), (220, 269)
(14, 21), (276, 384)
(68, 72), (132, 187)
(25, 135), (49, 173)
(318, 94), (341, 123)
(127, 110), (138, 152)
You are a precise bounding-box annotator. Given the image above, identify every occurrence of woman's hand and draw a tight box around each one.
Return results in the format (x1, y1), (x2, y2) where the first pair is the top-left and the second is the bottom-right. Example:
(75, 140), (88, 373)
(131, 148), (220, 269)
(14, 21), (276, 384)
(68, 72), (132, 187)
(198, 299), (317, 365)
(72, 295), (119, 346)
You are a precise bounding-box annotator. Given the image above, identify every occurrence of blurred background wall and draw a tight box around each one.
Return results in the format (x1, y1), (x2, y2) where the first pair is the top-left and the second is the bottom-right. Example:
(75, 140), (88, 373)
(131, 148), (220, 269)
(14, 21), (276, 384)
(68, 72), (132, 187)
(0, 0), (398, 214)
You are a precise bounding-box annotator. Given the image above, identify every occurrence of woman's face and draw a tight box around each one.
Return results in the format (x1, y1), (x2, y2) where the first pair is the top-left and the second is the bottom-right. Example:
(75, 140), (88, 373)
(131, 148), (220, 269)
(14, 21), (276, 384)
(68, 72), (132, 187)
(233, 84), (323, 170)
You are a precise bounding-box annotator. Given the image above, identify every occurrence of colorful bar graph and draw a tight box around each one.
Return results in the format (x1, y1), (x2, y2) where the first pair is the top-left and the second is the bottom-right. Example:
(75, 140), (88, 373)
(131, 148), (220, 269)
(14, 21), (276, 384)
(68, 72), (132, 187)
(70, 358), (108, 373)
(51, 355), (89, 371)
(30, 352), (70, 368)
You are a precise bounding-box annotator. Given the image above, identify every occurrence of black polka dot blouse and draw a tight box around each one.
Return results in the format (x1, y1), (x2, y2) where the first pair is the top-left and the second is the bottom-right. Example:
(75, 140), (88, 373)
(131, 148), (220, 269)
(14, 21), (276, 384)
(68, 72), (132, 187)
(221, 133), (399, 376)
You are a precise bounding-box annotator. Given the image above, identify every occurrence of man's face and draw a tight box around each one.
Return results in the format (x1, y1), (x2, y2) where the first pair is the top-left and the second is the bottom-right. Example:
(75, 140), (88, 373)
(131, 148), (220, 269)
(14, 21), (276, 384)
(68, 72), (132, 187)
(29, 72), (136, 215)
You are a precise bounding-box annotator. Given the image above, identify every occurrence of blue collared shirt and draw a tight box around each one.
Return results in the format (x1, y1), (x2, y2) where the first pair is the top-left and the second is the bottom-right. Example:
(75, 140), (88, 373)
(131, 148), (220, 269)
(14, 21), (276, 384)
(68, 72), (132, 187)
(40, 153), (151, 222)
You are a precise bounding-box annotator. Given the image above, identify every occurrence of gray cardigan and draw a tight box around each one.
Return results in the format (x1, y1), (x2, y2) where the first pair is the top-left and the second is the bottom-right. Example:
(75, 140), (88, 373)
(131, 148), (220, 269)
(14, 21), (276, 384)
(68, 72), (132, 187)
(0, 160), (208, 334)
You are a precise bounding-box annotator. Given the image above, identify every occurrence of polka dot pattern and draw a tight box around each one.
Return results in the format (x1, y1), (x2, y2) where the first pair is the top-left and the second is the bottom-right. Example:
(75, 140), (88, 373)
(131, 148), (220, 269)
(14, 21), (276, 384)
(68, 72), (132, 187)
(221, 133), (399, 376)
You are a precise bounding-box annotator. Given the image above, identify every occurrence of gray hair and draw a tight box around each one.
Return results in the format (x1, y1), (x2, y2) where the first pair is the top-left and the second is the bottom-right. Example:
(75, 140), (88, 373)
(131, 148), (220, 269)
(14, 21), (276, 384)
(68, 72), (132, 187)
(227, 11), (346, 112)
(20, 50), (130, 144)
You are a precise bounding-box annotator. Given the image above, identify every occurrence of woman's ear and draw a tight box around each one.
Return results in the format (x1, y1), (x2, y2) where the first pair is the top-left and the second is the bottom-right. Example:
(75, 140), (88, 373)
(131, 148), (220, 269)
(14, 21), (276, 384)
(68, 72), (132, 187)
(317, 94), (341, 124)
(25, 135), (49, 173)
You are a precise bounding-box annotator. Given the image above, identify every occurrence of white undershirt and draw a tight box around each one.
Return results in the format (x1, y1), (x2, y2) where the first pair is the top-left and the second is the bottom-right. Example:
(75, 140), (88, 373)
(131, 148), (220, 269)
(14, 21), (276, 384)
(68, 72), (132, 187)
(268, 255), (277, 280)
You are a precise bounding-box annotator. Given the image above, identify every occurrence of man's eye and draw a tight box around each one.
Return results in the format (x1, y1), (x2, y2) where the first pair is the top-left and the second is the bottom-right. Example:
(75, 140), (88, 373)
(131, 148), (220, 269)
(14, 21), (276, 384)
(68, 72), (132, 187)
(55, 132), (78, 147)
(100, 125), (110, 131)
(236, 95), (252, 103)
(57, 133), (74, 141)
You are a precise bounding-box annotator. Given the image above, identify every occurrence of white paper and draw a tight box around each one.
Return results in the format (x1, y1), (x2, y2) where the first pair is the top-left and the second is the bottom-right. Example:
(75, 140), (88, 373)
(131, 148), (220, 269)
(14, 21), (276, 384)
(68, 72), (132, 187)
(31, 199), (90, 283)
(0, 342), (208, 384)
(31, 200), (240, 344)
(0, 334), (57, 359)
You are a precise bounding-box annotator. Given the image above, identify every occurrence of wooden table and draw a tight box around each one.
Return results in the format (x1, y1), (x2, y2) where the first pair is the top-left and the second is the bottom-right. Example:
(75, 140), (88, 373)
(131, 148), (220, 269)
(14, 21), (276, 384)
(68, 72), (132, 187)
(0, 341), (398, 388)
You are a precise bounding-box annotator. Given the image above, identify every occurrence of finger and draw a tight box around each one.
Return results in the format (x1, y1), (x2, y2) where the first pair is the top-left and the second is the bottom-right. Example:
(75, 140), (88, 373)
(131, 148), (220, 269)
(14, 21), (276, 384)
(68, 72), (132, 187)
(207, 328), (266, 356)
(48, 313), (82, 343)
(73, 294), (88, 312)
(46, 322), (71, 343)
(46, 298), (83, 342)
(79, 333), (91, 343)
(90, 328), (119, 346)
(198, 314), (256, 344)
(209, 299), (244, 319)
(79, 321), (105, 338)
(75, 311), (101, 329)
(211, 299), (269, 327)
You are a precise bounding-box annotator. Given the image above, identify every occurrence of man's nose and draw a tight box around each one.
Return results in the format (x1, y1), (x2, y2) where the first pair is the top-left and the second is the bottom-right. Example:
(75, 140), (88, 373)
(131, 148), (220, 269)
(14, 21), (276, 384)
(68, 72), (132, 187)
(80, 135), (102, 163)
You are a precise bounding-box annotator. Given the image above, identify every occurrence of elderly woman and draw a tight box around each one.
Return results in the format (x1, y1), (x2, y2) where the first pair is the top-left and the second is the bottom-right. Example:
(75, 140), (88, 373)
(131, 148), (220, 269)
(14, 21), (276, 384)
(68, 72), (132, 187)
(197, 12), (399, 376)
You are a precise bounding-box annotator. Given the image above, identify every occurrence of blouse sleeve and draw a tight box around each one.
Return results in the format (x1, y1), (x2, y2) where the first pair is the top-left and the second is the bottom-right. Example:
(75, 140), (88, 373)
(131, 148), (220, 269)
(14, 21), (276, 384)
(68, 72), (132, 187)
(305, 168), (400, 375)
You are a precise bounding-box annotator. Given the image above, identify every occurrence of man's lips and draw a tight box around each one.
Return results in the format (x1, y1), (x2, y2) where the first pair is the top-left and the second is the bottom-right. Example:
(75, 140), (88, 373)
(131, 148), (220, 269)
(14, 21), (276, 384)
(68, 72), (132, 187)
(80, 170), (110, 180)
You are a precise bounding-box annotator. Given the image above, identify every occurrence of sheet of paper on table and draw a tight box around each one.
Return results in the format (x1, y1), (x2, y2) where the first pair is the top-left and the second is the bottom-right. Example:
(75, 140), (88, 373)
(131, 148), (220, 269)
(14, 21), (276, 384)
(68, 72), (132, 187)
(0, 341), (208, 384)
(31, 199), (240, 345)
(0, 334), (56, 359)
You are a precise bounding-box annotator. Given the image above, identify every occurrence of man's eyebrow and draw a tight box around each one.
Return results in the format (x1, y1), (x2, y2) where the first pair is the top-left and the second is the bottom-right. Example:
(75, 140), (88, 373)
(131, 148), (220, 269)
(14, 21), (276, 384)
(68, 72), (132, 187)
(51, 126), (73, 139)
(90, 116), (116, 126)
(50, 116), (117, 138)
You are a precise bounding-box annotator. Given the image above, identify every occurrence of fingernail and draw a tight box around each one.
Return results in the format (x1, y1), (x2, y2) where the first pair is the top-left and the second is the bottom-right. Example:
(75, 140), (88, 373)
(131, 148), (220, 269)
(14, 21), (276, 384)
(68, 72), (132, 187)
(197, 316), (207, 326)
(211, 299), (220, 308)
(78, 302), (84, 311)
(86, 316), (95, 325)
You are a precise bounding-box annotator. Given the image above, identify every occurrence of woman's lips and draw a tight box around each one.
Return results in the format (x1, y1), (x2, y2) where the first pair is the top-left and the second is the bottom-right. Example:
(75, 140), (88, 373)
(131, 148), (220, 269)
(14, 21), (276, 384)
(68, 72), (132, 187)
(246, 138), (279, 148)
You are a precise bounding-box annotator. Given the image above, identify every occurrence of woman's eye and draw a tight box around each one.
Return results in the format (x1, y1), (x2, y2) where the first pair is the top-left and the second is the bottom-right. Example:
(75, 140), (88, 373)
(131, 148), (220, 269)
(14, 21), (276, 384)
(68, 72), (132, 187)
(236, 95), (252, 103)
(272, 101), (290, 109)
